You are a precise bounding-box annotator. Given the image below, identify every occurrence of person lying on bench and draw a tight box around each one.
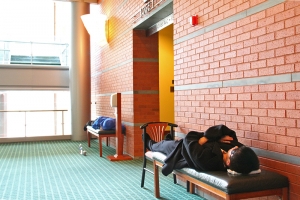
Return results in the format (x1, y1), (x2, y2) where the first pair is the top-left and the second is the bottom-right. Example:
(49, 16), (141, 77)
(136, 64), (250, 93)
(143, 124), (260, 176)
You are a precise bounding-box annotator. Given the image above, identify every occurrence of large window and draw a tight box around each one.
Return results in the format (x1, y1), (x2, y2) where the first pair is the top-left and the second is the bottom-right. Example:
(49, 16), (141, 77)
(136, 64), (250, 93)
(0, 91), (70, 138)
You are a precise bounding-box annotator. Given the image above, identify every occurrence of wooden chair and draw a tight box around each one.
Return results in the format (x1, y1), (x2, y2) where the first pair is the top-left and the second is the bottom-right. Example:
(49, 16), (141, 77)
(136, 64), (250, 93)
(140, 122), (178, 197)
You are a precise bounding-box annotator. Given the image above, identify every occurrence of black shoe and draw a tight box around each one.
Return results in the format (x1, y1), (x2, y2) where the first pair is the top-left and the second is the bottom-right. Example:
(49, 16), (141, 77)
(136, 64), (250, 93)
(165, 133), (173, 140)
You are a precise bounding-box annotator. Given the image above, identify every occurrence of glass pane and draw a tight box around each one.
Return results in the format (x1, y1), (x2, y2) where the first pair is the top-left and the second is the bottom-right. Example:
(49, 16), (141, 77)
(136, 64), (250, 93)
(0, 91), (71, 138)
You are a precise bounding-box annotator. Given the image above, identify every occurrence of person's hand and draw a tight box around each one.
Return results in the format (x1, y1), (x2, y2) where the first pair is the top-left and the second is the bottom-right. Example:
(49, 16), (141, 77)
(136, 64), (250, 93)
(199, 136), (208, 145)
(219, 135), (233, 143)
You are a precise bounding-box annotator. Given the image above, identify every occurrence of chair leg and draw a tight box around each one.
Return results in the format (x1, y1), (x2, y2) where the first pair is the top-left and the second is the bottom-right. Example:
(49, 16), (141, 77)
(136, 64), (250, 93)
(173, 173), (177, 184)
(153, 161), (160, 198)
(141, 157), (147, 188)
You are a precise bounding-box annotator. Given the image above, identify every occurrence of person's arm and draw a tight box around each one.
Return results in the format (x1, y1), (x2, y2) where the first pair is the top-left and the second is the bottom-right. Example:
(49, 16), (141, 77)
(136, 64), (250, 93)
(183, 131), (225, 171)
(204, 124), (237, 142)
(219, 135), (233, 143)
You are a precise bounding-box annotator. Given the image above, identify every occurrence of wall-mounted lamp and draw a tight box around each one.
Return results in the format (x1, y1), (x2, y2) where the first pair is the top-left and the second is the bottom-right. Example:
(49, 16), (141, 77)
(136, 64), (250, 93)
(81, 14), (108, 46)
(189, 15), (198, 26)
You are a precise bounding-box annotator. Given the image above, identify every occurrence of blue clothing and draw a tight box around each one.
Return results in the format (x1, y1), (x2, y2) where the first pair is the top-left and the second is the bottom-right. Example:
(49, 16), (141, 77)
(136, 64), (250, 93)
(92, 116), (109, 129)
(92, 116), (126, 133)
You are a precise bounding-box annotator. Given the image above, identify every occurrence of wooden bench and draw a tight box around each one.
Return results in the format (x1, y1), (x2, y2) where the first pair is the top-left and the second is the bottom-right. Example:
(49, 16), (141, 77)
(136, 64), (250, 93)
(86, 126), (118, 157)
(86, 93), (132, 161)
(151, 152), (289, 200)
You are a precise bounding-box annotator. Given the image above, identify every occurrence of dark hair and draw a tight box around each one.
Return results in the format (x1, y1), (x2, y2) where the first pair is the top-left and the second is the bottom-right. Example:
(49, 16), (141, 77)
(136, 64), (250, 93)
(229, 146), (260, 174)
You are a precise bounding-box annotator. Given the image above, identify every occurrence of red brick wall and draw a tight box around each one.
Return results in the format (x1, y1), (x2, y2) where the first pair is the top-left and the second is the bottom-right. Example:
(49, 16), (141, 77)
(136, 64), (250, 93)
(92, 0), (300, 198)
(173, 0), (300, 199)
(90, 2), (159, 156)
(132, 30), (159, 155)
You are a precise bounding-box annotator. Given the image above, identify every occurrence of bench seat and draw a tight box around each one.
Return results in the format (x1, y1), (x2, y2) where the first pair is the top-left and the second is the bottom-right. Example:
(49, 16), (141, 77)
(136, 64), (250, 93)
(86, 125), (116, 135)
(151, 152), (289, 200)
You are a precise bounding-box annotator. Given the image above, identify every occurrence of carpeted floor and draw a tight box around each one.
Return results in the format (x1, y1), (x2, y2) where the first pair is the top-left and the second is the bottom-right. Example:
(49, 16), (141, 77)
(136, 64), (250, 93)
(0, 140), (203, 200)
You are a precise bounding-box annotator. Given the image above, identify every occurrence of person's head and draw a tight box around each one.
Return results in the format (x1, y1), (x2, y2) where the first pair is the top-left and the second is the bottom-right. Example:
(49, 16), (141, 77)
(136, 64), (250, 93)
(225, 146), (260, 174)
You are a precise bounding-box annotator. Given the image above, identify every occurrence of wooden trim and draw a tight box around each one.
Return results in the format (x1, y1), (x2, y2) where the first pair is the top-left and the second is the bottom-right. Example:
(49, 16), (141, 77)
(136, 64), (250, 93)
(226, 188), (288, 200)
(174, 171), (226, 199)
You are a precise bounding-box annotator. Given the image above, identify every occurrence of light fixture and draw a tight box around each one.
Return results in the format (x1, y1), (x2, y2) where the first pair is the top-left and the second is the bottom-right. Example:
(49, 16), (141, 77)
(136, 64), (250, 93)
(81, 14), (108, 46)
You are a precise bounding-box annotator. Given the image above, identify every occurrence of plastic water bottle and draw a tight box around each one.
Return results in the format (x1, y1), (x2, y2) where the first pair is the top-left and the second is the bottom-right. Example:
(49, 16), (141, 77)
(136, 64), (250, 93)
(79, 144), (87, 156)
(79, 144), (83, 154)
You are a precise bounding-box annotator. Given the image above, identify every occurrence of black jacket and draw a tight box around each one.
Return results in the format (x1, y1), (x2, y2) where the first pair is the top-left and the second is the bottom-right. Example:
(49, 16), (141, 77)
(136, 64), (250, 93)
(162, 124), (243, 176)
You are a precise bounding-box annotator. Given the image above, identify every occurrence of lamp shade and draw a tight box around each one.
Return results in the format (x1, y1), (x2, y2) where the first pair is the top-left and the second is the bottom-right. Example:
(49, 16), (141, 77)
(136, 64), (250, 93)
(81, 14), (108, 46)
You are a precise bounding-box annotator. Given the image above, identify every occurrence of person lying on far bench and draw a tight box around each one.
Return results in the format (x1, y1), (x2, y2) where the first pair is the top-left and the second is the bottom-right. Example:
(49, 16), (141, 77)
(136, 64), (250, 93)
(143, 124), (260, 176)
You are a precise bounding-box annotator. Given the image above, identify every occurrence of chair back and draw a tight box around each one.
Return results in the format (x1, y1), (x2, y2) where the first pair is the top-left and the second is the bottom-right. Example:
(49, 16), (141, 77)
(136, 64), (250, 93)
(140, 122), (178, 190)
(140, 122), (178, 143)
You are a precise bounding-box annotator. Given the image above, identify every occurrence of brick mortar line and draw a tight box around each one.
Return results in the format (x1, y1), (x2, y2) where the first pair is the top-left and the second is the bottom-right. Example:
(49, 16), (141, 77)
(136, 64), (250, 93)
(91, 58), (158, 78)
(174, 0), (285, 45)
(95, 90), (159, 97)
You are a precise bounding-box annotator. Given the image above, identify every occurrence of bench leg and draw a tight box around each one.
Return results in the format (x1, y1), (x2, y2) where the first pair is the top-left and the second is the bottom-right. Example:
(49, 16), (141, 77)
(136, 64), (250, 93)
(153, 161), (160, 198)
(189, 181), (195, 194)
(99, 136), (102, 157)
(87, 131), (91, 147)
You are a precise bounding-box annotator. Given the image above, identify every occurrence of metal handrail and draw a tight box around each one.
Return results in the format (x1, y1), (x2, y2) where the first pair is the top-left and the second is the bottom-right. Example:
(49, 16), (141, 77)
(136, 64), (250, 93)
(0, 40), (69, 45)
(0, 109), (67, 112)
(0, 40), (69, 66)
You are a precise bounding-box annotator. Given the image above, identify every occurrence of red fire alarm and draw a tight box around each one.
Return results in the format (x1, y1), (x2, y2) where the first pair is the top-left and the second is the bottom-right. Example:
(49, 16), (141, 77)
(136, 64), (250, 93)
(189, 15), (198, 26)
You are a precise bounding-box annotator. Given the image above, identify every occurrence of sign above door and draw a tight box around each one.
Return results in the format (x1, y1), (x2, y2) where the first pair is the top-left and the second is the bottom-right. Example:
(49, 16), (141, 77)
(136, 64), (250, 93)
(133, 0), (173, 30)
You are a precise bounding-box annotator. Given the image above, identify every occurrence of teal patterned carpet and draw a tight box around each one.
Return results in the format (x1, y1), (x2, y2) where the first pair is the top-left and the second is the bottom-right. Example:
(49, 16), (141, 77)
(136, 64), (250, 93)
(0, 140), (203, 200)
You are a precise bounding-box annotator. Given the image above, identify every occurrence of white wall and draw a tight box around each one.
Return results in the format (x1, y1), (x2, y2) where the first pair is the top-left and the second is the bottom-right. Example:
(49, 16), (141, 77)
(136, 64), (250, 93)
(0, 65), (69, 90)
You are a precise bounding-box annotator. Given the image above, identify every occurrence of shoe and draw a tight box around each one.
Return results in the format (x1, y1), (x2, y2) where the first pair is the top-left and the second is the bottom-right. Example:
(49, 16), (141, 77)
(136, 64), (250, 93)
(165, 133), (173, 140)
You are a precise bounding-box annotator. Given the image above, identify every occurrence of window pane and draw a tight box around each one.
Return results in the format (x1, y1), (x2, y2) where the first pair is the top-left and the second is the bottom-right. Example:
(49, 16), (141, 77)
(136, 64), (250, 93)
(0, 91), (70, 138)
